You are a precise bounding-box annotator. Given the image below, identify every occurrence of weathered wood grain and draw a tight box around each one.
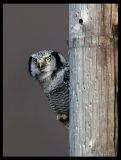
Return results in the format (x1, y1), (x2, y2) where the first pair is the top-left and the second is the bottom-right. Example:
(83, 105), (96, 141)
(69, 4), (118, 156)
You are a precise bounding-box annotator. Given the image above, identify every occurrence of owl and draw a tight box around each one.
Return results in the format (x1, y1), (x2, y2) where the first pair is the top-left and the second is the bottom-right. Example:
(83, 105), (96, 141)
(28, 50), (69, 127)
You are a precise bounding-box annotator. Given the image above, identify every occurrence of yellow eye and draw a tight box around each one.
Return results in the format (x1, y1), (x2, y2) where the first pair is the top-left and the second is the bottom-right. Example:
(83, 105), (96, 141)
(45, 56), (51, 63)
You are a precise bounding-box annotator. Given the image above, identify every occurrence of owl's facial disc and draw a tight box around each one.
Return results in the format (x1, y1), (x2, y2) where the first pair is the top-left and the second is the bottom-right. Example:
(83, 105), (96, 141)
(29, 53), (57, 81)
(38, 55), (52, 72)
(29, 50), (66, 81)
(39, 54), (58, 74)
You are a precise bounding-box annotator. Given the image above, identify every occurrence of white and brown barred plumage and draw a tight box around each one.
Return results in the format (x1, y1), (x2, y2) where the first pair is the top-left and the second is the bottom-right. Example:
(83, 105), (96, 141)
(28, 50), (69, 127)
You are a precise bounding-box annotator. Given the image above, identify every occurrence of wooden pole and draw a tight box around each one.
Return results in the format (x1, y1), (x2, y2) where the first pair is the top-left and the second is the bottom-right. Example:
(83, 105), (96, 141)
(69, 4), (118, 156)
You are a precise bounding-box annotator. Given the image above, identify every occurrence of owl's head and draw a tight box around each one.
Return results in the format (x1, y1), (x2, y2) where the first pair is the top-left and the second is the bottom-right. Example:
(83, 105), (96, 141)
(28, 50), (66, 81)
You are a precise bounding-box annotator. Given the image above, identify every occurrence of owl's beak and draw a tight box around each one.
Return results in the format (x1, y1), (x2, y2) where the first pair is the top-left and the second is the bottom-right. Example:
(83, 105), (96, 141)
(38, 60), (46, 71)
(39, 62), (42, 69)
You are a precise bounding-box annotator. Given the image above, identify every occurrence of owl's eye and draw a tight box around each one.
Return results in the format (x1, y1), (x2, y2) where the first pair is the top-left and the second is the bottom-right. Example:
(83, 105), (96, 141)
(45, 56), (51, 63)
(33, 58), (37, 64)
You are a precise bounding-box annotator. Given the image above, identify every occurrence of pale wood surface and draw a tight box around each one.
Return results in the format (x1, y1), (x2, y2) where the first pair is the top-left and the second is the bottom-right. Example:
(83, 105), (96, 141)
(69, 4), (118, 156)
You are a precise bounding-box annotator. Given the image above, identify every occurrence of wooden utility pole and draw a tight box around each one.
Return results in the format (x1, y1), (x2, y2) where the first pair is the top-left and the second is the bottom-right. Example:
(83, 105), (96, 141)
(69, 4), (118, 156)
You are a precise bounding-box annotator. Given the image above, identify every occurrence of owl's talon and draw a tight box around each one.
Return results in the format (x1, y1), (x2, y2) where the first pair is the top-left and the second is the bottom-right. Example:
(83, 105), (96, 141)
(57, 113), (67, 121)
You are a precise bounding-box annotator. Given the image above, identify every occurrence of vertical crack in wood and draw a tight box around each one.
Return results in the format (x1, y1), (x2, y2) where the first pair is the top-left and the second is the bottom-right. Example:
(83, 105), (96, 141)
(113, 27), (118, 156)
(107, 56), (109, 156)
